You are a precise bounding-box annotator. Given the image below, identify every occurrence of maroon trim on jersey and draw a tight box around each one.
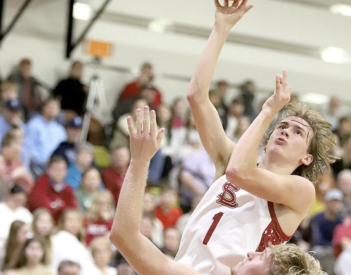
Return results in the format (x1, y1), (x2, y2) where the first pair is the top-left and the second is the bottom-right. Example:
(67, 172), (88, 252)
(255, 201), (293, 252)
(268, 201), (291, 240)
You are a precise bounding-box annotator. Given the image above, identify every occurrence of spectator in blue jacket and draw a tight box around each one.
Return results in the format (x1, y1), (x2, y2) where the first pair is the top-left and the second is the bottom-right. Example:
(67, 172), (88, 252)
(51, 117), (83, 165)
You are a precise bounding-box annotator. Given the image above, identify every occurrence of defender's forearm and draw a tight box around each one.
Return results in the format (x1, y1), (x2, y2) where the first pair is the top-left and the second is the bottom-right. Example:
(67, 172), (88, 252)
(111, 159), (149, 239)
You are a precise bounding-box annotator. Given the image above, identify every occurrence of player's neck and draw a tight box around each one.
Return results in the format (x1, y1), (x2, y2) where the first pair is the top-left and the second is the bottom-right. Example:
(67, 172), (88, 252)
(258, 154), (296, 175)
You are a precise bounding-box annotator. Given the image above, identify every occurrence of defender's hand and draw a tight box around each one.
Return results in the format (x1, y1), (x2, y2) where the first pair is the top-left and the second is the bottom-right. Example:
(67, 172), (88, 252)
(214, 0), (253, 31)
(127, 106), (164, 163)
(262, 70), (291, 116)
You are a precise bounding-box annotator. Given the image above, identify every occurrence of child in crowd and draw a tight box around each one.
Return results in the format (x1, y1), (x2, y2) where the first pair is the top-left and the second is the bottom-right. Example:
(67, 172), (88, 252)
(1, 133), (34, 193)
(162, 228), (181, 260)
(32, 209), (54, 265)
(75, 168), (102, 214)
(2, 221), (31, 271)
(66, 143), (94, 191)
(85, 190), (114, 246)
(51, 209), (95, 275)
(142, 192), (164, 247)
(5, 237), (52, 275)
(154, 186), (182, 230)
(90, 237), (116, 275)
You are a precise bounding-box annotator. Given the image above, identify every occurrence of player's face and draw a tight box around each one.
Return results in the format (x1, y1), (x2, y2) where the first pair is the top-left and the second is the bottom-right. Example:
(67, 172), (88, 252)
(267, 116), (313, 165)
(231, 248), (272, 275)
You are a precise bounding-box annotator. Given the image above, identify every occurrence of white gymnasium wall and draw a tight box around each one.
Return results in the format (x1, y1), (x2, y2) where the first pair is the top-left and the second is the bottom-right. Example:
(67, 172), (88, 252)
(1, 0), (351, 124)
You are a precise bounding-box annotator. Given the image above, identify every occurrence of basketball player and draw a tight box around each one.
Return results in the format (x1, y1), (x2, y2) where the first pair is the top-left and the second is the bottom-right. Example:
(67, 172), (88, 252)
(109, 106), (326, 275)
(173, 0), (336, 275)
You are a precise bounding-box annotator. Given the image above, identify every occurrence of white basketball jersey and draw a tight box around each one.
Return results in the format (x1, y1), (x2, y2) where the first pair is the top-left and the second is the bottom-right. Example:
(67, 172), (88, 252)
(175, 175), (291, 275)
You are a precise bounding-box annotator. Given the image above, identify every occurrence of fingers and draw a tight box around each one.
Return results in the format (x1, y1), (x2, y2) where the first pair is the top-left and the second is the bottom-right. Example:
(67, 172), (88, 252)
(214, 0), (221, 7)
(232, 0), (240, 8)
(157, 128), (165, 146)
(127, 116), (135, 136)
(143, 106), (150, 138)
(224, 0), (229, 7)
(150, 110), (157, 138)
(275, 74), (282, 93)
(238, 0), (247, 9)
(245, 4), (254, 12)
(282, 70), (288, 87)
(238, 0), (254, 12)
(136, 108), (142, 137)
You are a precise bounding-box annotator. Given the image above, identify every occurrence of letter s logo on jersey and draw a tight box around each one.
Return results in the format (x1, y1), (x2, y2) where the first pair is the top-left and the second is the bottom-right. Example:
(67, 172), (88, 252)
(216, 182), (240, 208)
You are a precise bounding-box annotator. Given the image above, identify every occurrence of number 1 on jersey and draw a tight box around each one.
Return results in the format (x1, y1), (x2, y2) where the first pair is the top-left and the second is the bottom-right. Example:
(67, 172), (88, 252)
(203, 212), (224, 245)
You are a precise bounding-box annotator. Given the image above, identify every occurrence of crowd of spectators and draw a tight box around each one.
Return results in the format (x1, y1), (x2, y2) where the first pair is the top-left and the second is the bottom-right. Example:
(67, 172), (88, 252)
(0, 58), (351, 275)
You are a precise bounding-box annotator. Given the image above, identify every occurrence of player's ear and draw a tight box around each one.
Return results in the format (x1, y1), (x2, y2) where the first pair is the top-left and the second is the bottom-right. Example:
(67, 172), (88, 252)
(301, 154), (313, 166)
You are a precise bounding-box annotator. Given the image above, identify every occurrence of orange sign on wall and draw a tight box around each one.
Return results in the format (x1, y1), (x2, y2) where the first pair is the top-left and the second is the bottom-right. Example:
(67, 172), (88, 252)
(84, 40), (114, 58)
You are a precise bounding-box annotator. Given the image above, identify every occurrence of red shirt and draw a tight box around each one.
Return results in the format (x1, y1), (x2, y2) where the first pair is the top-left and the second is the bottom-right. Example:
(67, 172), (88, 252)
(101, 167), (126, 206)
(120, 80), (162, 107)
(154, 206), (183, 230)
(333, 224), (351, 257)
(28, 174), (78, 223)
(84, 218), (113, 245)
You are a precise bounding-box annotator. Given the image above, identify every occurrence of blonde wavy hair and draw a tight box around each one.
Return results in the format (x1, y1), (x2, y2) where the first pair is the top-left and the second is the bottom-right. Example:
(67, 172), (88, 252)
(86, 190), (115, 221)
(90, 236), (113, 259)
(269, 101), (337, 183)
(269, 243), (326, 275)
(58, 208), (86, 243)
(32, 208), (54, 264)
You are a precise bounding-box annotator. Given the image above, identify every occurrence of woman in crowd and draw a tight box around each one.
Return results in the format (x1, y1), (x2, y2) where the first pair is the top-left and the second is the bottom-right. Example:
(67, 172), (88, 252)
(51, 209), (94, 275)
(142, 192), (164, 248)
(171, 98), (186, 129)
(2, 221), (30, 271)
(5, 237), (52, 275)
(90, 237), (116, 275)
(32, 208), (54, 265)
(75, 168), (102, 214)
(170, 110), (201, 162)
(231, 116), (251, 143)
(85, 190), (114, 246)
(162, 228), (181, 260)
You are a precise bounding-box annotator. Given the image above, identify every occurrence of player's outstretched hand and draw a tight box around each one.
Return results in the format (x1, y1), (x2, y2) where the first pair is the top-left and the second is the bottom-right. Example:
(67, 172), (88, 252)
(214, 0), (254, 31)
(262, 70), (291, 116)
(127, 106), (164, 163)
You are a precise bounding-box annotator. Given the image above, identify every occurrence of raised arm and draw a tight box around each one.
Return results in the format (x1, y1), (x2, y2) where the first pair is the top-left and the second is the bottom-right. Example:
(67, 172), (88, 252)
(225, 71), (315, 216)
(109, 106), (200, 275)
(187, 0), (253, 175)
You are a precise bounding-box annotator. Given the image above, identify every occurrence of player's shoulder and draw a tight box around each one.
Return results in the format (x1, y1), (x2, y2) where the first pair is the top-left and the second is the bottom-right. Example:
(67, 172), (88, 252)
(287, 175), (316, 206)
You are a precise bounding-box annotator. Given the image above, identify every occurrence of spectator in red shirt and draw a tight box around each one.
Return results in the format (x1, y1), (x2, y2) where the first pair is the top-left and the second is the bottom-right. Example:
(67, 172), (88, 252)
(102, 147), (130, 206)
(333, 208), (351, 258)
(84, 190), (114, 245)
(28, 156), (78, 223)
(112, 62), (162, 121)
(120, 62), (162, 105)
(154, 185), (182, 230)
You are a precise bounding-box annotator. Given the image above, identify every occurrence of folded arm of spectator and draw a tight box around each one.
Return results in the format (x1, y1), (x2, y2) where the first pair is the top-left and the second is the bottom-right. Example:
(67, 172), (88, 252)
(180, 171), (205, 195)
